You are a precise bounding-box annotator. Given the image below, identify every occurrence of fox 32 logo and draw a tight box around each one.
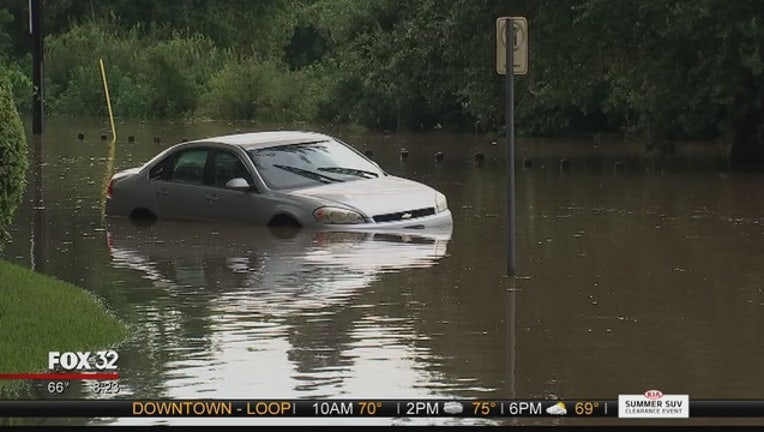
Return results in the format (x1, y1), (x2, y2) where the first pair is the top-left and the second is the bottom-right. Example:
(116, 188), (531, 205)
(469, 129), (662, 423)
(48, 350), (119, 371)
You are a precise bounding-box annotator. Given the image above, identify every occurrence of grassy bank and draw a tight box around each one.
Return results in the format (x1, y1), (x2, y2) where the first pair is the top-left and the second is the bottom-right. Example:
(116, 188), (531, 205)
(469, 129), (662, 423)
(0, 260), (128, 393)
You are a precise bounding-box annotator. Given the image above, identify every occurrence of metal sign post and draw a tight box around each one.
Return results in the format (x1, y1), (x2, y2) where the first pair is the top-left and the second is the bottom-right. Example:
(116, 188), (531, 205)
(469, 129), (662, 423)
(506, 18), (516, 277)
(496, 17), (528, 277)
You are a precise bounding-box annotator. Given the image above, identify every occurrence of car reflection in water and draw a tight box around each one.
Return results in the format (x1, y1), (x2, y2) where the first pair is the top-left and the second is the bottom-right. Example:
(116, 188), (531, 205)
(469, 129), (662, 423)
(105, 220), (453, 401)
(106, 220), (452, 313)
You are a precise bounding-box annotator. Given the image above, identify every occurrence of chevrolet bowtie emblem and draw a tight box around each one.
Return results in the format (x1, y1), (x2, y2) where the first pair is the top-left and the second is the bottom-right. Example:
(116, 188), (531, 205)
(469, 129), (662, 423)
(401, 213), (412, 219)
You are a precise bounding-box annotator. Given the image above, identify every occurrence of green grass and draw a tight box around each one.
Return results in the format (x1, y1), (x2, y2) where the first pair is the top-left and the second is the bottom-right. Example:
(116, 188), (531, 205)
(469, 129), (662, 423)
(0, 260), (128, 393)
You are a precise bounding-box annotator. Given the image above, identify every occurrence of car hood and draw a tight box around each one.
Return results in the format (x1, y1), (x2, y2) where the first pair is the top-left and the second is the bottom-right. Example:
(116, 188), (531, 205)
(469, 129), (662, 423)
(287, 175), (438, 215)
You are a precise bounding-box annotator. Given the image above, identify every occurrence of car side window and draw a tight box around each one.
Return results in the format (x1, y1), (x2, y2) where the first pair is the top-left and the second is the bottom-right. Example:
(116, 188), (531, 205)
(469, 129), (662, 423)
(149, 157), (169, 180)
(168, 149), (209, 185)
(210, 150), (253, 188)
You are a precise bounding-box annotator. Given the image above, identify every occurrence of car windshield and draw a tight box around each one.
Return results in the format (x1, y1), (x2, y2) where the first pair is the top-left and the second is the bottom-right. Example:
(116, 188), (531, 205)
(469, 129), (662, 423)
(248, 139), (385, 190)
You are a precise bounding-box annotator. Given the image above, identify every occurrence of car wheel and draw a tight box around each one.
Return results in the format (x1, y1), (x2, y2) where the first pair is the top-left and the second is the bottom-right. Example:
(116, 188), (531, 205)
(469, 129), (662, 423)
(129, 208), (157, 227)
(268, 214), (301, 239)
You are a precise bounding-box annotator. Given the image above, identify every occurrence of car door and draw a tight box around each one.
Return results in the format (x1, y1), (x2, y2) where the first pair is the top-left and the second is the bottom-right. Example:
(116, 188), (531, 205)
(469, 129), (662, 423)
(151, 147), (211, 221)
(204, 149), (274, 225)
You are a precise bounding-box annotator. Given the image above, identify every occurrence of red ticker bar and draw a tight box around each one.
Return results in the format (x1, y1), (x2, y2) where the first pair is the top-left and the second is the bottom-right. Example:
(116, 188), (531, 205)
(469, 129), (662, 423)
(0, 400), (763, 417)
(0, 372), (120, 380)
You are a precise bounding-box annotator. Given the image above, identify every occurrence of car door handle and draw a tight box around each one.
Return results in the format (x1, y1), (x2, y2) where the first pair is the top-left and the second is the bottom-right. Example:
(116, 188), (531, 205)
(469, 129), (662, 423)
(205, 194), (219, 202)
(155, 189), (168, 196)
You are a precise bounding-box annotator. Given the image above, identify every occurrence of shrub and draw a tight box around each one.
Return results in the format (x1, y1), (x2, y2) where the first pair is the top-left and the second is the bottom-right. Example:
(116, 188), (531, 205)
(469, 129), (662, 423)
(197, 58), (330, 122)
(1, 60), (33, 114)
(139, 34), (224, 118)
(0, 73), (28, 238)
(45, 23), (228, 119)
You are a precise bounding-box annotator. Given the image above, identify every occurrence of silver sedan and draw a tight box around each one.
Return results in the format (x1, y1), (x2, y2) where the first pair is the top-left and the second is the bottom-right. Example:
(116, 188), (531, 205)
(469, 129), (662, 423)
(104, 131), (453, 230)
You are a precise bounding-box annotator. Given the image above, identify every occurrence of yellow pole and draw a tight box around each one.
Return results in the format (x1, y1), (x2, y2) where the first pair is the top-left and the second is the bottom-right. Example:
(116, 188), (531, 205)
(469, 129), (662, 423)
(99, 58), (117, 143)
(99, 59), (117, 220)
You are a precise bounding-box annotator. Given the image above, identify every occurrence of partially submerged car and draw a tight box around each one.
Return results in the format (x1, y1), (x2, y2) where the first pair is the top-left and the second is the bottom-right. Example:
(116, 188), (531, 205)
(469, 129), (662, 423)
(105, 131), (452, 229)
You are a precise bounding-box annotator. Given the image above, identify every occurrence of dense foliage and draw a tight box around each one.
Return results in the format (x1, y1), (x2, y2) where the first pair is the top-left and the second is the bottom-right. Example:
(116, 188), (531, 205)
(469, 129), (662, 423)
(0, 72), (28, 237)
(0, 0), (762, 164)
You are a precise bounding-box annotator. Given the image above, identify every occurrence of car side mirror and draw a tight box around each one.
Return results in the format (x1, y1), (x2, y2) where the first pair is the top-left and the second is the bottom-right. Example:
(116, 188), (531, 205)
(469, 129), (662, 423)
(225, 178), (252, 191)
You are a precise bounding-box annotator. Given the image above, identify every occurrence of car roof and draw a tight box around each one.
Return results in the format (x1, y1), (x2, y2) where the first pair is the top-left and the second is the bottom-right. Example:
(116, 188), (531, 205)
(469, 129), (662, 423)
(185, 131), (333, 150)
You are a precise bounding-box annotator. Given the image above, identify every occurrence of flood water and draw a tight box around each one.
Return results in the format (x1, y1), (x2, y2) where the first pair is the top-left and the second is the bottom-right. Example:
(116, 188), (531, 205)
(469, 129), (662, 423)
(2, 118), (763, 426)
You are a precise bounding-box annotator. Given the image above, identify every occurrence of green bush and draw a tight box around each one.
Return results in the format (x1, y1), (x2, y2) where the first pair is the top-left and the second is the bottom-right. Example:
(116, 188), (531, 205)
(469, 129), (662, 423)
(0, 73), (28, 237)
(140, 34), (226, 118)
(44, 23), (228, 119)
(0, 61), (32, 114)
(197, 58), (326, 122)
(49, 65), (105, 116)
(45, 23), (144, 116)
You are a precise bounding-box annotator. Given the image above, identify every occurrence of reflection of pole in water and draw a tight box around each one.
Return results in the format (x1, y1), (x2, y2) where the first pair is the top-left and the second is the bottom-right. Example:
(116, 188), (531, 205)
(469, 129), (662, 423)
(100, 140), (116, 220)
(31, 134), (45, 272)
(506, 280), (516, 400)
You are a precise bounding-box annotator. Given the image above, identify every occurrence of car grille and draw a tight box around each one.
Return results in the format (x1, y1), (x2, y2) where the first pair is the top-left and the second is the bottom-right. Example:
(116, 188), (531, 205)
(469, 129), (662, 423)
(372, 207), (435, 223)
(373, 233), (435, 244)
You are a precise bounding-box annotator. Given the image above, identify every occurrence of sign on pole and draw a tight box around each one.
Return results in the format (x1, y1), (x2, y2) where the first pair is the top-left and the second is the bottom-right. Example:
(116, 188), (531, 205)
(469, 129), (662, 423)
(496, 17), (528, 75)
(497, 16), (528, 277)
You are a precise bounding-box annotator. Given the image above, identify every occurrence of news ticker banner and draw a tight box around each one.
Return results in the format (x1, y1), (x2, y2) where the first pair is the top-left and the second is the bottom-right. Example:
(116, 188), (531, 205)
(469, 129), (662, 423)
(1, 399), (764, 418)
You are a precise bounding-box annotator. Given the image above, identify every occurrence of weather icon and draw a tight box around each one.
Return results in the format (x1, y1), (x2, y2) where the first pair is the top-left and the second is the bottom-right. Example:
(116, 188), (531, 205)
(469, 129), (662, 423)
(443, 402), (464, 415)
(545, 402), (567, 416)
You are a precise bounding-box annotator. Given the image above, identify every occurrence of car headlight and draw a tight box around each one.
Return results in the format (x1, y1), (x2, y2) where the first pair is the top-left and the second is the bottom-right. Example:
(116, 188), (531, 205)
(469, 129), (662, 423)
(436, 192), (448, 213)
(313, 207), (366, 224)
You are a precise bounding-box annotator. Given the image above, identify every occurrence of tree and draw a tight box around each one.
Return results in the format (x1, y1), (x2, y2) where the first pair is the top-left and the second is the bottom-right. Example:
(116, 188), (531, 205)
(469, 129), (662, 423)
(0, 71), (28, 239)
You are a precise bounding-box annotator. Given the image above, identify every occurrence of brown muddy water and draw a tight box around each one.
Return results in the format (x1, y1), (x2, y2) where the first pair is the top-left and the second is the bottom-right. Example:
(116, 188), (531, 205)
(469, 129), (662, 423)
(1, 118), (763, 426)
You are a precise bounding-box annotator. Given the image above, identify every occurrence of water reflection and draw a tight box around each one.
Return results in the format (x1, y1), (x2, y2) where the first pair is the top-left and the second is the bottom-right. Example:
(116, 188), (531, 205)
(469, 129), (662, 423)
(30, 134), (45, 272)
(104, 220), (453, 401)
(106, 221), (451, 310)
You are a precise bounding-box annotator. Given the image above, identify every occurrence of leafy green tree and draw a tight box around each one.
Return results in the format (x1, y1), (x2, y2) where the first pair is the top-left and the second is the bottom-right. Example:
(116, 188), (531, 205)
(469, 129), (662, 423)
(2, 0), (763, 166)
(0, 72), (28, 239)
(0, 6), (12, 59)
(563, 0), (764, 161)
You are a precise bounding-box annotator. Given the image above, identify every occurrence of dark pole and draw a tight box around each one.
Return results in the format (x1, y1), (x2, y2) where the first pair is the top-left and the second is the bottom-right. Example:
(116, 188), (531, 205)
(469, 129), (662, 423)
(505, 18), (516, 277)
(31, 0), (44, 134)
